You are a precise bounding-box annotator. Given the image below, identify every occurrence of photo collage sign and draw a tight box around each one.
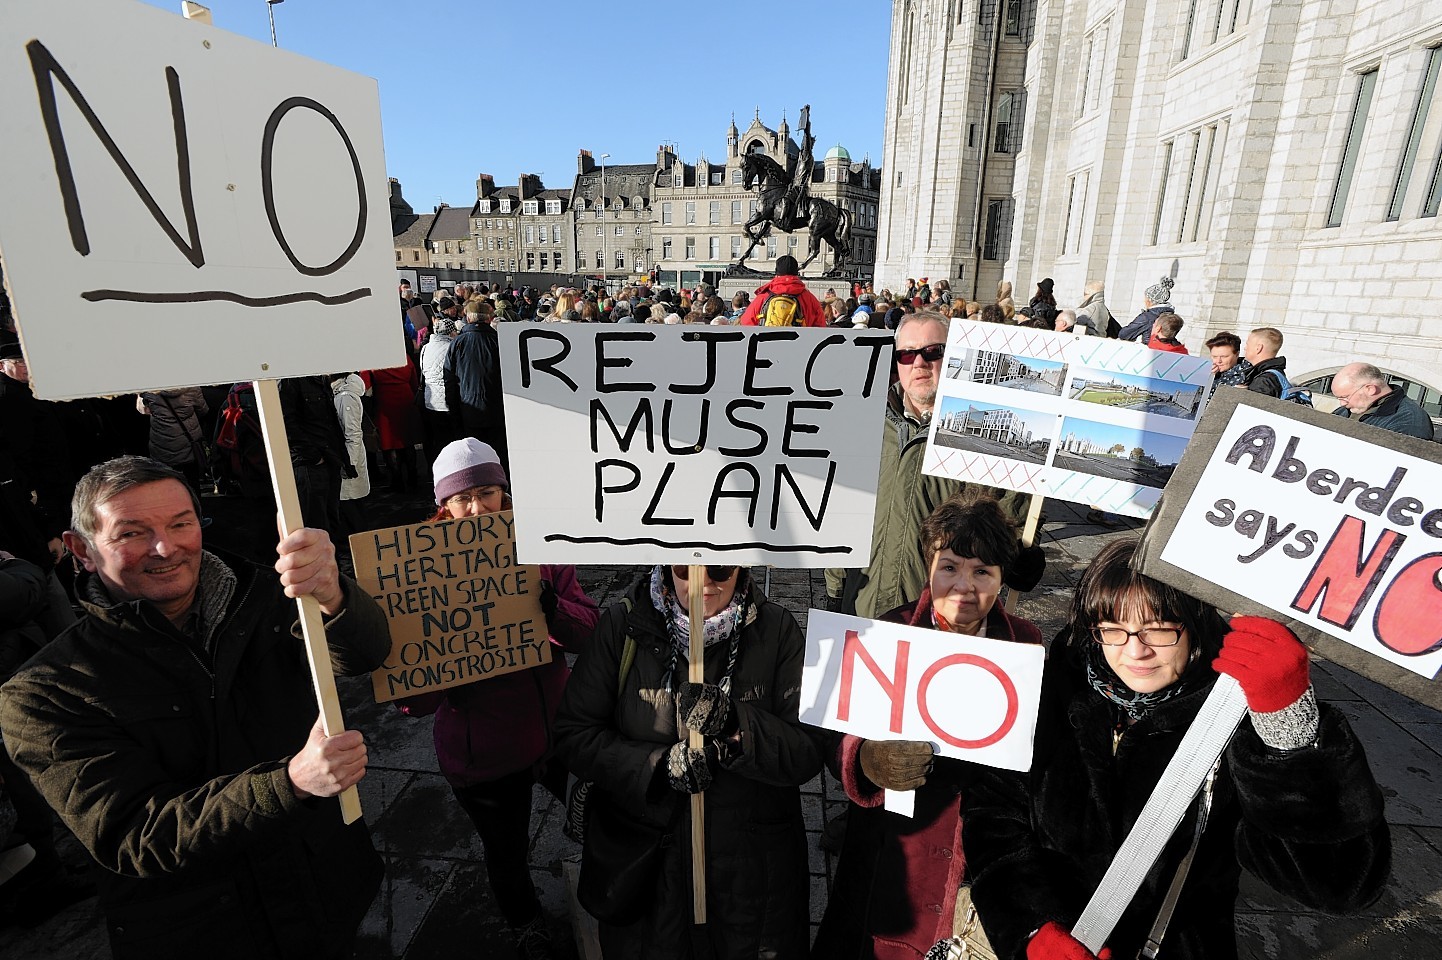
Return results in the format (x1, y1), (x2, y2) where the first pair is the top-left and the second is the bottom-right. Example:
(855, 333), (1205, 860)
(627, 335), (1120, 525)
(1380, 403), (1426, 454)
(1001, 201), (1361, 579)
(922, 321), (1215, 518)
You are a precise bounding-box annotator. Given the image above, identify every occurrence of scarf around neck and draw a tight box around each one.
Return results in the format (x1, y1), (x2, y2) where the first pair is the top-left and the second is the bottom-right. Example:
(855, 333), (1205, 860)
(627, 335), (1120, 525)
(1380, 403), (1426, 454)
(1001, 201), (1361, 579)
(649, 565), (747, 693)
(1082, 633), (1200, 723)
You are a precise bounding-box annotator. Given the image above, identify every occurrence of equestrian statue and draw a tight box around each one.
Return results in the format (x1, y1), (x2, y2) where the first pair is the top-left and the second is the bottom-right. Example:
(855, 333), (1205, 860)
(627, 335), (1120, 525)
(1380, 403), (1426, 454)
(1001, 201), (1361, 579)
(728, 105), (853, 277)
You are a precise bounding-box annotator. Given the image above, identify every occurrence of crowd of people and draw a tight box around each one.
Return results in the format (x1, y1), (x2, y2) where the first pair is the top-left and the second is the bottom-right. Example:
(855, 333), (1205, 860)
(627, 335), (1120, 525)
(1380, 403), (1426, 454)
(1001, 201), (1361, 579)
(0, 260), (1420, 960)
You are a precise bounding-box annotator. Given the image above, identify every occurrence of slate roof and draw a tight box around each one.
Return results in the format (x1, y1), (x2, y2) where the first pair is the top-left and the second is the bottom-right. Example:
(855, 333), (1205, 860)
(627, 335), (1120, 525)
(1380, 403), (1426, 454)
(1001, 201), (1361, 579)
(429, 206), (472, 241)
(393, 212), (434, 246)
(574, 164), (656, 206)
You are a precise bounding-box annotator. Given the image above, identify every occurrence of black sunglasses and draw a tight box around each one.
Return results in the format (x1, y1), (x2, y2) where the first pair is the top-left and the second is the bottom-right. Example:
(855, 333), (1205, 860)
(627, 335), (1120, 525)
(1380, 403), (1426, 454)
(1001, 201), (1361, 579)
(671, 565), (739, 583)
(895, 343), (947, 365)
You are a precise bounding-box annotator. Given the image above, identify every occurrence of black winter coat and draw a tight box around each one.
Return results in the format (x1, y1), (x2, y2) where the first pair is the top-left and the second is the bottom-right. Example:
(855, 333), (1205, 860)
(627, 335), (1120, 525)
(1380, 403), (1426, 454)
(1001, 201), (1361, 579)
(555, 574), (822, 960)
(1242, 356), (1289, 398)
(961, 643), (1389, 960)
(1116, 305), (1172, 342)
(141, 388), (209, 467)
(0, 555), (390, 960)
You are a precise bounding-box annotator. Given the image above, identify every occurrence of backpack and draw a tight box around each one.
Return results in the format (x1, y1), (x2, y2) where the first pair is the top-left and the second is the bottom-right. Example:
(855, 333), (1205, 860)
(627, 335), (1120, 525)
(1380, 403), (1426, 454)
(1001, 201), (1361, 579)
(760, 292), (803, 327)
(1266, 369), (1313, 407)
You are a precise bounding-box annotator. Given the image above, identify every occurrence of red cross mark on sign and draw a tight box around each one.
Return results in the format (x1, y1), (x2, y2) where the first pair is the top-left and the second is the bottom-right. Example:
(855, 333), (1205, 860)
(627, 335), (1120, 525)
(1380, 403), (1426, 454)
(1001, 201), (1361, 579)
(929, 448), (1043, 490)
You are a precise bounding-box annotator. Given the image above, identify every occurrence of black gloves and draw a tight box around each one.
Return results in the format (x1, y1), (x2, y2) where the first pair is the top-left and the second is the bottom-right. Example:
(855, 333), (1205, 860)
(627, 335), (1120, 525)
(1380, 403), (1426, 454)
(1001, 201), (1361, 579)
(675, 681), (738, 738)
(664, 741), (713, 794)
(822, 593), (845, 613)
(539, 579), (557, 621)
(858, 739), (934, 791)
(1004, 544), (1046, 593)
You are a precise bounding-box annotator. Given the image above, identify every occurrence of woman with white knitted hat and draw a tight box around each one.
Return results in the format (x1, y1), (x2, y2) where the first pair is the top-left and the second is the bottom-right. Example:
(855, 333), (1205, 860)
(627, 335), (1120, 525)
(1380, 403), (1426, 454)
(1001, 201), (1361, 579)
(398, 438), (598, 959)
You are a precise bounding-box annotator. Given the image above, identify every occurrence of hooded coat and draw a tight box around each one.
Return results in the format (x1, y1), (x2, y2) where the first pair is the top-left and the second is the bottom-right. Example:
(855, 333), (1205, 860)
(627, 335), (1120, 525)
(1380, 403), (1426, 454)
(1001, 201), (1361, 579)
(736, 274), (827, 327)
(140, 388), (209, 467)
(554, 573), (822, 960)
(961, 632), (1389, 960)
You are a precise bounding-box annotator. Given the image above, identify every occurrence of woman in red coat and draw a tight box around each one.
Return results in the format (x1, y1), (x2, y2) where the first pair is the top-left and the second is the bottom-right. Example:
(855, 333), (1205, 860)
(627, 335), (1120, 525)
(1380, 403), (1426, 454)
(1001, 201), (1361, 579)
(811, 492), (1044, 960)
(361, 344), (421, 490)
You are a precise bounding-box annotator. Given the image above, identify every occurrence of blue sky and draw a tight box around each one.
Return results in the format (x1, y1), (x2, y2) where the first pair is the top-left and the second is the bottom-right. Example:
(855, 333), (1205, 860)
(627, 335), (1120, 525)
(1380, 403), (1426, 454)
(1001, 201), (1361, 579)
(137, 0), (892, 208)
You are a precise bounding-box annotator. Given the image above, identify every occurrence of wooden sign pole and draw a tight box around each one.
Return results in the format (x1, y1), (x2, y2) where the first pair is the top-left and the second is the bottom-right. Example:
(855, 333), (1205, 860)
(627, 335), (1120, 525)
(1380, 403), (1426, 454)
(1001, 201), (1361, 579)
(686, 564), (708, 924)
(1003, 494), (1046, 613)
(253, 378), (363, 825)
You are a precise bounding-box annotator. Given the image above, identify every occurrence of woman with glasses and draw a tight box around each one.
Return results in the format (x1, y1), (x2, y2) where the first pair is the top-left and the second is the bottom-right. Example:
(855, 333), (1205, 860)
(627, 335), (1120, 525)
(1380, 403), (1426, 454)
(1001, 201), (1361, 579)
(812, 492), (1044, 960)
(554, 559), (822, 959)
(960, 538), (1388, 960)
(398, 438), (599, 959)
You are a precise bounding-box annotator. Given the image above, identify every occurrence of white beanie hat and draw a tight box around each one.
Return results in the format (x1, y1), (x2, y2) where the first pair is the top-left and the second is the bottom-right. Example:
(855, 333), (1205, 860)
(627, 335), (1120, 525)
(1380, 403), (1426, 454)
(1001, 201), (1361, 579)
(432, 438), (508, 504)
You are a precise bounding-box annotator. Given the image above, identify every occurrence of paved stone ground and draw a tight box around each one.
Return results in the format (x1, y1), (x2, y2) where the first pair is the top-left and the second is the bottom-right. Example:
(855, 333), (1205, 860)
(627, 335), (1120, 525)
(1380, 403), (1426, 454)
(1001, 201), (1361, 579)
(3, 493), (1440, 959)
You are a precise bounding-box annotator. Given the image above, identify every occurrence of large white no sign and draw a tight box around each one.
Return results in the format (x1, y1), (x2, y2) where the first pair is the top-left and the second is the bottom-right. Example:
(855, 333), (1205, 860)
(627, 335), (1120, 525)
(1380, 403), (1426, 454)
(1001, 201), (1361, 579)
(800, 611), (1045, 773)
(0, 0), (401, 399)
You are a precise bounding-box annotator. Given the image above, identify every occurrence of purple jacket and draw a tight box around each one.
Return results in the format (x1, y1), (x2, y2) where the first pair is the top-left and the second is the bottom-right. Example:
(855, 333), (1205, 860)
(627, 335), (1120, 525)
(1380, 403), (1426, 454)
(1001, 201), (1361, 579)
(400, 563), (599, 786)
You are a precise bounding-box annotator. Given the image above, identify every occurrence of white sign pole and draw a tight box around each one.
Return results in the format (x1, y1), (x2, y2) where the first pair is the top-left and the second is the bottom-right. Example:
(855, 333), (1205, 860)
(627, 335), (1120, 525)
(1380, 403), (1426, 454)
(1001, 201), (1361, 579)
(1070, 675), (1248, 952)
(253, 378), (362, 824)
(687, 566), (708, 924)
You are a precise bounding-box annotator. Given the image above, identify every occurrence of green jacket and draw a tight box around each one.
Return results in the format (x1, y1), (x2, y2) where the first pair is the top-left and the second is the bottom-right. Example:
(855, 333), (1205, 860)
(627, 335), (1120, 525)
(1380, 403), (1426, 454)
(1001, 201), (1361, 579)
(0, 553), (389, 960)
(826, 385), (1028, 619)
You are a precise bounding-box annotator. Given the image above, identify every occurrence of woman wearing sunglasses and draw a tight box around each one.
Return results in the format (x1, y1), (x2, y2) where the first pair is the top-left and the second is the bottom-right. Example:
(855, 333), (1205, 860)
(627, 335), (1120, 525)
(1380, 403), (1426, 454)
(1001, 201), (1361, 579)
(812, 492), (1044, 960)
(396, 438), (599, 959)
(555, 560), (821, 959)
(959, 538), (1388, 960)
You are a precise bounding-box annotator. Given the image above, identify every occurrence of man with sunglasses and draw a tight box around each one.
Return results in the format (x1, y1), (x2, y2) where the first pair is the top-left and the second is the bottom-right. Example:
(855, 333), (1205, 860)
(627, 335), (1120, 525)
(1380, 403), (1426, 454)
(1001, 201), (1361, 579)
(824, 313), (1026, 620)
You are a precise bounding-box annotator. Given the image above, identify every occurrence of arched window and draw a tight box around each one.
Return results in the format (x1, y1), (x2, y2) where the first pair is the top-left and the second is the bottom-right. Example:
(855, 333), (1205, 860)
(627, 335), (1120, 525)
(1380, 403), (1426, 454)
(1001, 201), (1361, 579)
(747, 140), (766, 155)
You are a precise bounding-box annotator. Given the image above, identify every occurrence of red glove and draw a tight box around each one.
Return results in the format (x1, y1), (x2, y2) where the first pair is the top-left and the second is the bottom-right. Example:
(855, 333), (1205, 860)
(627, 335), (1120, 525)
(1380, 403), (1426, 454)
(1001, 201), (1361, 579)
(1213, 616), (1310, 712)
(1027, 921), (1111, 960)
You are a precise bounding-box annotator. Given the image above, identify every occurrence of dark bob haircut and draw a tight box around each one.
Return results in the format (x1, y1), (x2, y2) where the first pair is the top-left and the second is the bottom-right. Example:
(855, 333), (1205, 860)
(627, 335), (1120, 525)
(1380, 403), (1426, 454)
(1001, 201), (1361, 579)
(919, 492), (1020, 572)
(1066, 537), (1226, 660)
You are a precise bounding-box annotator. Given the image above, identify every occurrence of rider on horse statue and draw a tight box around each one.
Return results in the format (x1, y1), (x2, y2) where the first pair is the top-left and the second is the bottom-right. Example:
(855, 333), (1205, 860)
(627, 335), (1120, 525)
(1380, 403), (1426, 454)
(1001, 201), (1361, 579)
(730, 104), (852, 278)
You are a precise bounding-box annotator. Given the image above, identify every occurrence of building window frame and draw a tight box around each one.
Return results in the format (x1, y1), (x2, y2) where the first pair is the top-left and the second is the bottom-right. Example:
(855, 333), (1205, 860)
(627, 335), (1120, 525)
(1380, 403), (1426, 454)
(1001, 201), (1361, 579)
(1326, 68), (1379, 228)
(1389, 46), (1442, 221)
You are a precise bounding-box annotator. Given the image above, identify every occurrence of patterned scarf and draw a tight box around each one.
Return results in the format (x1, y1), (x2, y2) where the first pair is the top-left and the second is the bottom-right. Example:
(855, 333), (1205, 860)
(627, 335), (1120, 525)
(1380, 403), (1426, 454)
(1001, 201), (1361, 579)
(1082, 633), (1197, 722)
(649, 565), (747, 693)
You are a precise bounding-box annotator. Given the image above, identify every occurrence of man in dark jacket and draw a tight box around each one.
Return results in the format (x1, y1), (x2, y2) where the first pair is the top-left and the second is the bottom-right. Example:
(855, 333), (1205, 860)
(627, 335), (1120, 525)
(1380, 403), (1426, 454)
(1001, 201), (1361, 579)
(736, 254), (826, 327)
(443, 312), (509, 470)
(1241, 326), (1291, 398)
(1329, 362), (1435, 440)
(0, 456), (389, 960)
(823, 314), (1027, 618)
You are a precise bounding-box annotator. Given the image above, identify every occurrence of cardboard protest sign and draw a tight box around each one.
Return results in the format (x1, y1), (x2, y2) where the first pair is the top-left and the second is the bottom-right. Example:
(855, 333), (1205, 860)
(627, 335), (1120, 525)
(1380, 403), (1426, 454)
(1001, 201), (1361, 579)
(498, 326), (893, 566)
(799, 610), (1046, 772)
(0, 0), (401, 399)
(349, 511), (552, 703)
(923, 321), (1213, 519)
(1136, 390), (1442, 707)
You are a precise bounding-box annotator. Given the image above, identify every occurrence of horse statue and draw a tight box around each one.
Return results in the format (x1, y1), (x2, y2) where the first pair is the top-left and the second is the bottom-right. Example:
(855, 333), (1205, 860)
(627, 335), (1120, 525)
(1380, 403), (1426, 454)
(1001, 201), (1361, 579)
(731, 151), (853, 277)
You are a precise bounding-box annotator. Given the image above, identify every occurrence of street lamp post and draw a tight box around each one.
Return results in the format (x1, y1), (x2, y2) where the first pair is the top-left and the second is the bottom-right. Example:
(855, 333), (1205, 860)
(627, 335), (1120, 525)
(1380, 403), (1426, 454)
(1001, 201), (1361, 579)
(266, 0), (283, 47)
(599, 153), (610, 295)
